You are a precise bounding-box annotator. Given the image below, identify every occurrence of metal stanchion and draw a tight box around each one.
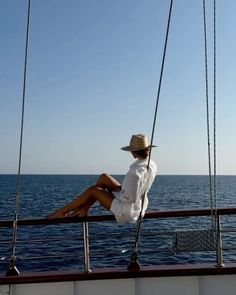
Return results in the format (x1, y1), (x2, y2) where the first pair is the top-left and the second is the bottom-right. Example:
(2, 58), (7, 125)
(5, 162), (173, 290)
(83, 222), (91, 273)
(216, 213), (224, 268)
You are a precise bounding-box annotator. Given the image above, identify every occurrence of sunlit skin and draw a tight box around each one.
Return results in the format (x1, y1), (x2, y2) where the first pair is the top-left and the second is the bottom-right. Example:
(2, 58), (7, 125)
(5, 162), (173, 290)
(46, 151), (146, 219)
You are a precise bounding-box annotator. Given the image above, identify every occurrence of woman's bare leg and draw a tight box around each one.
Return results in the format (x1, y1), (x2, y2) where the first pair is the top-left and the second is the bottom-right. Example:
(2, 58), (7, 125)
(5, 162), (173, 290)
(65, 199), (96, 217)
(47, 186), (114, 218)
(95, 173), (121, 192)
(46, 174), (120, 219)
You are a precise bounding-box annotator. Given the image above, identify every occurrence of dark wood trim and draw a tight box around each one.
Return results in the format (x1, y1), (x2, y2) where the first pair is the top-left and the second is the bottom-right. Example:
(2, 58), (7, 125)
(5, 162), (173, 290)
(1, 207), (236, 227)
(1, 263), (236, 284)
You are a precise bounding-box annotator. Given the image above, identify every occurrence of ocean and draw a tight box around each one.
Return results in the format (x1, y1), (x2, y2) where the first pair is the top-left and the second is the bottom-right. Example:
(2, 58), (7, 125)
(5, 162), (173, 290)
(0, 174), (236, 273)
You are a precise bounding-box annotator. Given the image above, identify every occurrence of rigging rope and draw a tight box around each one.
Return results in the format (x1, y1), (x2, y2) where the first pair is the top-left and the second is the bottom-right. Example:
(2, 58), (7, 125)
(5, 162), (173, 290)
(202, 0), (214, 227)
(202, 0), (217, 230)
(172, 0), (219, 258)
(129, 0), (218, 269)
(213, 0), (217, 220)
(128, 0), (173, 270)
(6, 0), (31, 276)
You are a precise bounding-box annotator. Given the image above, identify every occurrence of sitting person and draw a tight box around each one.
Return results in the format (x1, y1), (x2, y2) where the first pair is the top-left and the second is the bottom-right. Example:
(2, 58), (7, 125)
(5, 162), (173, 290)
(47, 134), (157, 223)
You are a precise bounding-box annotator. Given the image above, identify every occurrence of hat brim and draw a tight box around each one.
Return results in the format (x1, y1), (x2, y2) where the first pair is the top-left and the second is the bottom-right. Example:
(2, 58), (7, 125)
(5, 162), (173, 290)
(121, 145), (157, 152)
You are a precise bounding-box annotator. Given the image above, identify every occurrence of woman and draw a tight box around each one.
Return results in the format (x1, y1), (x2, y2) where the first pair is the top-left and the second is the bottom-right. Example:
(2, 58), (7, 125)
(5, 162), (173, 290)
(47, 134), (157, 223)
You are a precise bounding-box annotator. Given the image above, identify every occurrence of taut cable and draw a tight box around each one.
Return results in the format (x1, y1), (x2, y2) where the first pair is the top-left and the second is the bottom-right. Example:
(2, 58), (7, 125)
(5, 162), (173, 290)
(128, 0), (173, 270)
(6, 0), (31, 276)
(213, 0), (217, 224)
(202, 0), (215, 229)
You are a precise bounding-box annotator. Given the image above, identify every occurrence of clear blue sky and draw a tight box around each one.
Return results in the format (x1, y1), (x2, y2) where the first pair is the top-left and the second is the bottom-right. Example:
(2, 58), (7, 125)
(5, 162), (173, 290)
(0, 0), (235, 175)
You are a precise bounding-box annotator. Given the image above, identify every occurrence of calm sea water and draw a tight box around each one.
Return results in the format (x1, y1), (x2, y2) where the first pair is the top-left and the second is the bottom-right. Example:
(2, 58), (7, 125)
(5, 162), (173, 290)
(0, 174), (236, 273)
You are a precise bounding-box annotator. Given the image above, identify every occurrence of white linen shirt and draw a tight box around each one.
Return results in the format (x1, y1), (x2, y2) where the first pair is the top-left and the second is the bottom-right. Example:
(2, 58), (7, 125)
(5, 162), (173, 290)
(111, 158), (157, 223)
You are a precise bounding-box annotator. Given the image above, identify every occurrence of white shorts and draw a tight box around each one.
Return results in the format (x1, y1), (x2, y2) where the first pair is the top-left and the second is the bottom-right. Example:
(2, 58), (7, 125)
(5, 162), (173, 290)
(110, 196), (135, 224)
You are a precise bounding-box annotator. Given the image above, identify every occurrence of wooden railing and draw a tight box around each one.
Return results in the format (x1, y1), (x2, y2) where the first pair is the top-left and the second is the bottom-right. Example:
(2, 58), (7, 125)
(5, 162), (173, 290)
(1, 207), (236, 275)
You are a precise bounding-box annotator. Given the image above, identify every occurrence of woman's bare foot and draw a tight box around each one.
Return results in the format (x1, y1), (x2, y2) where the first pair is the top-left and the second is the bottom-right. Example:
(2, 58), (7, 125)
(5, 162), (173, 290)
(65, 208), (87, 217)
(46, 210), (65, 219)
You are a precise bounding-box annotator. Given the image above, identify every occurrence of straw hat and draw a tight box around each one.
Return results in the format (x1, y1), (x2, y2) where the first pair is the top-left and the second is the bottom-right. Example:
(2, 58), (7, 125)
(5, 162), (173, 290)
(121, 134), (156, 152)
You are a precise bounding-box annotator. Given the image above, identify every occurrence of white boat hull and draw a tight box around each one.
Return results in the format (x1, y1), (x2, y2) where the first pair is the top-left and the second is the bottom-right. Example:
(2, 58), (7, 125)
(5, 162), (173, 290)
(1, 273), (236, 295)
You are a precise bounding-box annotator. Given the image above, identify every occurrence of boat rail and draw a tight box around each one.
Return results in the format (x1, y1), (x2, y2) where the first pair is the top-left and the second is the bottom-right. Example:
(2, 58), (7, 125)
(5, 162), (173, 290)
(1, 207), (236, 279)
